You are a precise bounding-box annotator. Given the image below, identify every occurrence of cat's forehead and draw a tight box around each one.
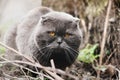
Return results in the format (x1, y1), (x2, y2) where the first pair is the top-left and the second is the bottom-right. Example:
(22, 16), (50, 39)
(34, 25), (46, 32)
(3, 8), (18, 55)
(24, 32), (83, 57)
(42, 11), (79, 22)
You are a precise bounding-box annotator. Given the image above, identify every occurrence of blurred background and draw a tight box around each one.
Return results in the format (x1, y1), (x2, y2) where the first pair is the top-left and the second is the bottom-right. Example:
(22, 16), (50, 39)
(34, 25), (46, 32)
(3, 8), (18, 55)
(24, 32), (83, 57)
(0, 0), (120, 79)
(0, 0), (120, 68)
(0, 0), (41, 39)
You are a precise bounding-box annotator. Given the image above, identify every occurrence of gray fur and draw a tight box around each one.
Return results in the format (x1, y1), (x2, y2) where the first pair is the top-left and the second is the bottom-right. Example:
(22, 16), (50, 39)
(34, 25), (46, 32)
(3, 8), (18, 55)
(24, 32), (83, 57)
(4, 7), (82, 69)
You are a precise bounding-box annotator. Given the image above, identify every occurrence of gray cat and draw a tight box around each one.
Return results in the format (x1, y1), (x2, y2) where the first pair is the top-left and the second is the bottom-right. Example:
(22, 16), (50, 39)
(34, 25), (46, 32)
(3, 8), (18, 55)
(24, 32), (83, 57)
(4, 7), (82, 69)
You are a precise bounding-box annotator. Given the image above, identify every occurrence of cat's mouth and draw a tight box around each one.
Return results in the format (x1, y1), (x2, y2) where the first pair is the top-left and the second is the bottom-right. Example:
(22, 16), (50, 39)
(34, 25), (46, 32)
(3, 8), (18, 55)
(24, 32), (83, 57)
(48, 44), (63, 49)
(53, 47), (64, 51)
(37, 44), (78, 69)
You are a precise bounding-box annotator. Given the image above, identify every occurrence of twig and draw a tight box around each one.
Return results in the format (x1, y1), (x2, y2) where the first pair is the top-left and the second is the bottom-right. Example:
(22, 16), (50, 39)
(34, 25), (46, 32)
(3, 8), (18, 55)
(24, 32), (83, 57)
(0, 42), (78, 79)
(36, 64), (64, 80)
(1, 56), (63, 80)
(99, 0), (112, 66)
(0, 56), (77, 79)
(0, 42), (35, 63)
(98, 0), (112, 78)
(115, 68), (120, 80)
(0, 56), (54, 80)
(0, 42), (63, 80)
(104, 49), (116, 65)
(108, 65), (120, 80)
(50, 59), (56, 75)
(2, 72), (18, 79)
(81, 19), (88, 47)
(20, 67), (30, 80)
(81, 19), (87, 36)
(73, 0), (78, 17)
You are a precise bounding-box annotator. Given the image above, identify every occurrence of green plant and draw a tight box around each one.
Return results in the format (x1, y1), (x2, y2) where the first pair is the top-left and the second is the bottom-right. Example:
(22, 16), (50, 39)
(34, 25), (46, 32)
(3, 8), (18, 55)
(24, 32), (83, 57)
(77, 44), (99, 63)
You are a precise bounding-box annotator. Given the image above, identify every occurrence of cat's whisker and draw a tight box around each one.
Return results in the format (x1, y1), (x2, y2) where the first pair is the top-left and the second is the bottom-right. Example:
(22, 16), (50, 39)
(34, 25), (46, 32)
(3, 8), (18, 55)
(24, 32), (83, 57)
(41, 47), (54, 66)
(37, 45), (49, 53)
(66, 46), (79, 54)
(44, 49), (50, 58)
(46, 49), (54, 66)
(65, 48), (77, 59)
(44, 48), (52, 65)
(36, 48), (49, 64)
(35, 47), (46, 55)
(40, 48), (49, 58)
(32, 55), (39, 63)
(64, 49), (72, 64)
(39, 44), (50, 50)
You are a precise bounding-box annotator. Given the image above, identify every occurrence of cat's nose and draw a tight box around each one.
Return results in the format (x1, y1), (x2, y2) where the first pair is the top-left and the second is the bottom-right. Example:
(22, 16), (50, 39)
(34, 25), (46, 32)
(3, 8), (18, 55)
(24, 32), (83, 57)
(57, 37), (62, 45)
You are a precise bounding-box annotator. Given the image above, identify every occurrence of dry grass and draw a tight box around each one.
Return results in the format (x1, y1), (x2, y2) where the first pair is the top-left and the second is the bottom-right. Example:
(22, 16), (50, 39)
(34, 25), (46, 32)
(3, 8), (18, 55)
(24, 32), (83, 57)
(0, 0), (120, 79)
(0, 42), (78, 80)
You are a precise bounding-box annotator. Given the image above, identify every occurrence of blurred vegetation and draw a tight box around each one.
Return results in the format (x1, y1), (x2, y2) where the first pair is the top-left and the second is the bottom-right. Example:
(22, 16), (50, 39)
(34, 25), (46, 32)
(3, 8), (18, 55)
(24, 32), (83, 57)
(0, 0), (119, 79)
(42, 0), (120, 78)
(42, 0), (120, 63)
(0, 0), (41, 40)
(0, 45), (5, 54)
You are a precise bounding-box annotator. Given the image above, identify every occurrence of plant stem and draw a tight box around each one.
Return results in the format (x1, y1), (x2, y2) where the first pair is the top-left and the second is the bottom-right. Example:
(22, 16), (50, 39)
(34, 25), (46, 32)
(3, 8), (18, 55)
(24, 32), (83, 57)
(98, 0), (112, 79)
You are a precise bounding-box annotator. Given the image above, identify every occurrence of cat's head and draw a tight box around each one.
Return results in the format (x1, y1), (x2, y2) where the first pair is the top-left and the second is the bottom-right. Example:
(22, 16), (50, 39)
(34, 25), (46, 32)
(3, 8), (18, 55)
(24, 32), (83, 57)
(33, 11), (82, 69)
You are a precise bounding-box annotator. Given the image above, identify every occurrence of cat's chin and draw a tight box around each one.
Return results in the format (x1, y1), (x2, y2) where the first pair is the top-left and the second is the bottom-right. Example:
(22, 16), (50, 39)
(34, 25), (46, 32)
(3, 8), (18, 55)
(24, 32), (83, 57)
(53, 47), (63, 51)
(48, 48), (64, 54)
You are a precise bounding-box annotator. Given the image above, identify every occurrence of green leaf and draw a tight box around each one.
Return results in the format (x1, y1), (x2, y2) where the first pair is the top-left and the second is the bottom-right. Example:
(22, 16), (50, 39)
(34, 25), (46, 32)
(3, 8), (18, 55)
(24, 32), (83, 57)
(77, 43), (99, 63)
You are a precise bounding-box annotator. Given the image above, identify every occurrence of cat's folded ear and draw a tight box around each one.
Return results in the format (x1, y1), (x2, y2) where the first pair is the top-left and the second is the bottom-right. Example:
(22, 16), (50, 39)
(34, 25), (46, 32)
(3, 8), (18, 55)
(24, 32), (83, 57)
(74, 17), (80, 23)
(40, 16), (53, 25)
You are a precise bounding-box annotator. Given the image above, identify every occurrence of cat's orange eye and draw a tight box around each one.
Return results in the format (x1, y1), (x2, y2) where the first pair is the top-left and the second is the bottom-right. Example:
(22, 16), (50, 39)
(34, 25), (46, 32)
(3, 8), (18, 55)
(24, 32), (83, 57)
(49, 32), (55, 37)
(65, 33), (71, 38)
